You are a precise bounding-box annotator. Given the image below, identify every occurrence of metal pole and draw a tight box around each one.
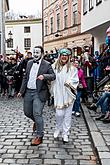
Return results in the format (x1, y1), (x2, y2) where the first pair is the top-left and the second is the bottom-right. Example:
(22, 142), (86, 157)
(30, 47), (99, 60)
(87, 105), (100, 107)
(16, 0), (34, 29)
(42, 0), (44, 48)
(0, 0), (6, 56)
(0, 0), (2, 54)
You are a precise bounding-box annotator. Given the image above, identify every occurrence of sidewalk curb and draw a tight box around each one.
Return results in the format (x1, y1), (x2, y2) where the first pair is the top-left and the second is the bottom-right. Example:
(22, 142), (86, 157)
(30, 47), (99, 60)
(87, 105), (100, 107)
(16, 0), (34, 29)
(81, 104), (110, 165)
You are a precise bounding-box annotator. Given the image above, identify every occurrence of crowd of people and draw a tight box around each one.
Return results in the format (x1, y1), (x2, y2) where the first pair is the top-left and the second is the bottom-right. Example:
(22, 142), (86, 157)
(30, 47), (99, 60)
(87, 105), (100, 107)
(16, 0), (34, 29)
(0, 40), (110, 145)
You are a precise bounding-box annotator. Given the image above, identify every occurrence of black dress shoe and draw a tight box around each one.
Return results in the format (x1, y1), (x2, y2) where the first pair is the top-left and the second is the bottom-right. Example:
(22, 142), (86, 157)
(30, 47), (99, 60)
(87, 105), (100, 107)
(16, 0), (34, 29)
(95, 114), (105, 121)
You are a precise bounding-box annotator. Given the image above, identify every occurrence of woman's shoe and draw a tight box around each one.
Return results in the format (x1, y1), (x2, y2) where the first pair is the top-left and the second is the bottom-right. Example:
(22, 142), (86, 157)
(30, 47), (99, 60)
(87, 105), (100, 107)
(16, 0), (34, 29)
(63, 135), (68, 143)
(54, 129), (60, 138)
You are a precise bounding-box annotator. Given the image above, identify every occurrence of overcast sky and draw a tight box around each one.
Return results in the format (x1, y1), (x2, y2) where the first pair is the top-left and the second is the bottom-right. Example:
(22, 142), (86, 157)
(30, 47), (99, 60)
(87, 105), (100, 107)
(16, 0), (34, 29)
(9, 0), (42, 16)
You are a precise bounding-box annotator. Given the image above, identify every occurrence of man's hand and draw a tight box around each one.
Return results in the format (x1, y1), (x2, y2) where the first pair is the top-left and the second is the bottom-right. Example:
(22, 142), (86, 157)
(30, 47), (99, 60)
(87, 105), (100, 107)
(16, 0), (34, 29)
(17, 92), (22, 97)
(37, 75), (44, 80)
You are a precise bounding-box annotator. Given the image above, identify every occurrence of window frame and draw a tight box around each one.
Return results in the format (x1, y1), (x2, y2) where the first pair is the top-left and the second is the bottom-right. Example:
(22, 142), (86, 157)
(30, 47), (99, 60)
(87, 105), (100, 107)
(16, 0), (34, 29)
(96, 0), (102, 6)
(24, 26), (31, 33)
(45, 20), (48, 36)
(24, 38), (31, 49)
(83, 0), (88, 15)
(64, 8), (68, 29)
(50, 17), (54, 34)
(89, 0), (94, 11)
(73, 3), (78, 25)
(7, 39), (13, 48)
(56, 13), (60, 31)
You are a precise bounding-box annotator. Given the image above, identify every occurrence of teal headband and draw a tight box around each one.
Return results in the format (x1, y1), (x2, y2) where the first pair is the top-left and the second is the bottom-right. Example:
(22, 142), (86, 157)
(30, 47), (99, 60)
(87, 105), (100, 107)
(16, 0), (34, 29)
(58, 48), (71, 56)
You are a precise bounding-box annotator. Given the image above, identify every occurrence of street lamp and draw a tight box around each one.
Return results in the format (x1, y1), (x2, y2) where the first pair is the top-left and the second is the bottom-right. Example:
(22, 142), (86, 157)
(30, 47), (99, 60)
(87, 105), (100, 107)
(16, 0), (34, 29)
(6, 31), (13, 43)
(8, 31), (13, 39)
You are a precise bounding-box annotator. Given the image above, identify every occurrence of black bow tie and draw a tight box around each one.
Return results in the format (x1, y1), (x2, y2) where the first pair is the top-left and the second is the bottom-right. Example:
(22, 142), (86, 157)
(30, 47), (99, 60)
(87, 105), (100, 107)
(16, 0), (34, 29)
(33, 60), (39, 64)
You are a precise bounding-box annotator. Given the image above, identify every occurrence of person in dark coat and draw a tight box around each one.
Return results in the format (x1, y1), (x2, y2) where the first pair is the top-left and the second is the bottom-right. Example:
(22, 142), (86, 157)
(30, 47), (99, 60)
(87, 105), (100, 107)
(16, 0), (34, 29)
(17, 46), (56, 146)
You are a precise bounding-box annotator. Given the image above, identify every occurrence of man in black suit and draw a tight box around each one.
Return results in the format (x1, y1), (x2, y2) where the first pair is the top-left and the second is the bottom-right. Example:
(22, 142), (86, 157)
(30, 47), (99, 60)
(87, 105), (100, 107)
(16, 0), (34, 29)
(17, 46), (56, 145)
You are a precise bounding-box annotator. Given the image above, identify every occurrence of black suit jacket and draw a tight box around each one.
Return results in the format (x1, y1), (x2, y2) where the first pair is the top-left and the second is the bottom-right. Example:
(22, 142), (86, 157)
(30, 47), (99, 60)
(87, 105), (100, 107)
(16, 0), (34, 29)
(19, 59), (56, 102)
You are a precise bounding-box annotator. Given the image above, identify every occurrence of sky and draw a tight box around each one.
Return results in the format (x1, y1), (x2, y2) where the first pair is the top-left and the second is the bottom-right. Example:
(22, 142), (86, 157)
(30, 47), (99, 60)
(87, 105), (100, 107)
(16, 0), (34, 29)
(8, 0), (42, 16)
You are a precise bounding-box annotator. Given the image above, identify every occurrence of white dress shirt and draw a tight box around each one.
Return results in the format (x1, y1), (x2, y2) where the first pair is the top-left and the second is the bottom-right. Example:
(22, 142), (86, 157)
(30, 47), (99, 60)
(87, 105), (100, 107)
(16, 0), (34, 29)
(27, 59), (41, 89)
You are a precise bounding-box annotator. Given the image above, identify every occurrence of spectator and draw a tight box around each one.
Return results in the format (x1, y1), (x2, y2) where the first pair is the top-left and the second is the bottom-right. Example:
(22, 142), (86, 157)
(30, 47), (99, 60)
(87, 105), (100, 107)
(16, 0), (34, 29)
(88, 84), (110, 121)
(72, 60), (87, 117)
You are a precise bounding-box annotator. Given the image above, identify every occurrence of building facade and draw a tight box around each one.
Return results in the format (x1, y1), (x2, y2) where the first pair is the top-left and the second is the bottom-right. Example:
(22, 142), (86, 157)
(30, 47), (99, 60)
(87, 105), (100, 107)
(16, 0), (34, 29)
(81, 0), (110, 53)
(0, 0), (9, 55)
(43, 0), (92, 55)
(5, 18), (42, 55)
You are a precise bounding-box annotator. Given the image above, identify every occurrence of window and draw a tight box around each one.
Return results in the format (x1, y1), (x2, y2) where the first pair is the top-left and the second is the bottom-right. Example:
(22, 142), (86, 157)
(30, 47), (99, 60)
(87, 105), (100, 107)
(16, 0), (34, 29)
(50, 0), (55, 5)
(45, 20), (48, 36)
(96, 0), (102, 6)
(83, 0), (88, 14)
(57, 13), (60, 31)
(50, 17), (54, 34)
(89, 0), (93, 10)
(7, 39), (13, 48)
(24, 38), (31, 49)
(73, 3), (78, 25)
(62, 0), (68, 6)
(64, 9), (68, 28)
(44, 0), (48, 8)
(24, 26), (30, 33)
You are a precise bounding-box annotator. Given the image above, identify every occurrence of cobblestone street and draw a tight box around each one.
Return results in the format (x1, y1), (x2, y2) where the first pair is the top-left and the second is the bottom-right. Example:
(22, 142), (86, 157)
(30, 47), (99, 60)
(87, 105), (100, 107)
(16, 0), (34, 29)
(0, 97), (99, 165)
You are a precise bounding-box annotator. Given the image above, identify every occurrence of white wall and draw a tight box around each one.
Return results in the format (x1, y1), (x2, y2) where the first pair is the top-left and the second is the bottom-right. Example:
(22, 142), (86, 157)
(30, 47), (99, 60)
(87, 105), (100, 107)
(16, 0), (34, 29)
(81, 0), (110, 33)
(31, 24), (42, 50)
(5, 20), (42, 55)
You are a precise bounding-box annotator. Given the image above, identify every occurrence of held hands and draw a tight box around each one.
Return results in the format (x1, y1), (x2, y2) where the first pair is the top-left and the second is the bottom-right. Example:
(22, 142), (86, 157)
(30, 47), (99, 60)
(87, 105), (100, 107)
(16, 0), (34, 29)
(37, 75), (44, 80)
(17, 92), (22, 98)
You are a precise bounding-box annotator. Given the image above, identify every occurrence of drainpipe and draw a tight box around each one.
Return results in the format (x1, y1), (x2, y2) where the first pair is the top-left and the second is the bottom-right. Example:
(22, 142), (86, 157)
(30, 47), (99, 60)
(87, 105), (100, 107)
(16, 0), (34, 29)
(42, 0), (44, 47)
(0, 0), (6, 56)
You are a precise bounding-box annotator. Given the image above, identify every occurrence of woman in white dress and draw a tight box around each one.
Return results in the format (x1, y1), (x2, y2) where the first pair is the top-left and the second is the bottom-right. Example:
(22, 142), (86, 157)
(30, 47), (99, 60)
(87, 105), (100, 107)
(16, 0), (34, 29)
(51, 48), (79, 143)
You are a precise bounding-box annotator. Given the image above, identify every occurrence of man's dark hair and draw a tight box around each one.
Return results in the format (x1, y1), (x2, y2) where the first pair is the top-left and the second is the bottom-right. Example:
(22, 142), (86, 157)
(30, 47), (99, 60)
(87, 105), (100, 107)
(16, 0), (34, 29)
(34, 46), (44, 54)
(27, 51), (32, 55)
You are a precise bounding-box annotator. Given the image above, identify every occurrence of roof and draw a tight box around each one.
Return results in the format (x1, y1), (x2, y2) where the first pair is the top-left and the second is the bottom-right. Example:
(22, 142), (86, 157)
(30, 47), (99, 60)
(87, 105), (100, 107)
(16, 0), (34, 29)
(5, 18), (42, 25)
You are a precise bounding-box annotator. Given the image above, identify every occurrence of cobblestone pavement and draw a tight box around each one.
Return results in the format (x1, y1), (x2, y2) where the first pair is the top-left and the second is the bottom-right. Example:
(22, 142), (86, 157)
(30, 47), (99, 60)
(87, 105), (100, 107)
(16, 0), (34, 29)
(0, 97), (99, 165)
(82, 100), (110, 165)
